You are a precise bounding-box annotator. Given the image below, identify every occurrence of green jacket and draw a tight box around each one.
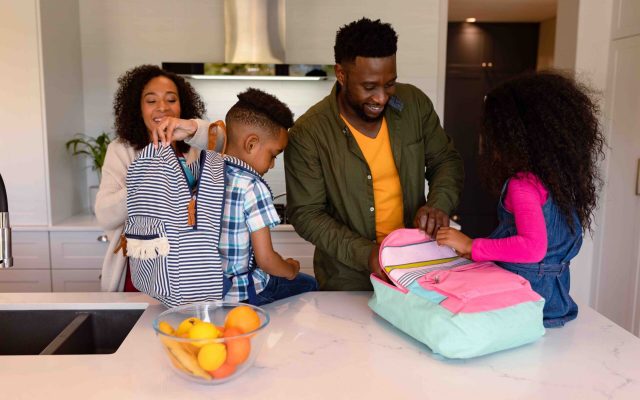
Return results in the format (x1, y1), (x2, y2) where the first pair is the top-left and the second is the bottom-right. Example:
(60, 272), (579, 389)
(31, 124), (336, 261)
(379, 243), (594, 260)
(284, 83), (464, 290)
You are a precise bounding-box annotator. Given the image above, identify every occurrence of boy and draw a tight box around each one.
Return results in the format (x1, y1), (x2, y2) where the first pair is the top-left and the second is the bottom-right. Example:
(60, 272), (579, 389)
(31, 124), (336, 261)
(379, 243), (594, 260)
(220, 88), (318, 305)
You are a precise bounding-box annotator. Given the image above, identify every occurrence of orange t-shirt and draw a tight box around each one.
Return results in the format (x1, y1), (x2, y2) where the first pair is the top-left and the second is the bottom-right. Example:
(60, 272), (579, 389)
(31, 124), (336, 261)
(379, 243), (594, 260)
(342, 116), (404, 243)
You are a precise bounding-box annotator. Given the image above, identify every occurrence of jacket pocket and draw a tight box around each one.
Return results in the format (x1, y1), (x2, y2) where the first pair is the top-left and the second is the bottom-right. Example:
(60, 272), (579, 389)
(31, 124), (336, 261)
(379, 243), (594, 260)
(419, 262), (541, 313)
(124, 215), (171, 297)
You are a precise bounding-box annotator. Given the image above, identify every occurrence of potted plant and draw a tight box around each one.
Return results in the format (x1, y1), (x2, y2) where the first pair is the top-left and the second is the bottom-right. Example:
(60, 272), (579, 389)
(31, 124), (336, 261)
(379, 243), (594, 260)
(65, 132), (112, 213)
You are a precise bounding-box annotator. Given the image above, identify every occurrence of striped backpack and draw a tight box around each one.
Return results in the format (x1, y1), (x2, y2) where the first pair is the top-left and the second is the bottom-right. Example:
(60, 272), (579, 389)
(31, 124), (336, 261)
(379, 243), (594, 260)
(123, 144), (228, 307)
(368, 228), (545, 359)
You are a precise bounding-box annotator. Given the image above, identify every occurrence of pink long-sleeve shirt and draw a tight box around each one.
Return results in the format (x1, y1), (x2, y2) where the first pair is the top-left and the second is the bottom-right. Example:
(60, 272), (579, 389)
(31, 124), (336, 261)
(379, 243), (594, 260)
(471, 173), (548, 263)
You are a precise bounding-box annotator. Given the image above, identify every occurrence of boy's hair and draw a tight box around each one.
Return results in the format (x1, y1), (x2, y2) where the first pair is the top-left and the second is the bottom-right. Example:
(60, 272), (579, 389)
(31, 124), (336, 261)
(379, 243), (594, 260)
(225, 88), (294, 140)
(113, 64), (205, 152)
(334, 17), (398, 64)
(480, 71), (606, 232)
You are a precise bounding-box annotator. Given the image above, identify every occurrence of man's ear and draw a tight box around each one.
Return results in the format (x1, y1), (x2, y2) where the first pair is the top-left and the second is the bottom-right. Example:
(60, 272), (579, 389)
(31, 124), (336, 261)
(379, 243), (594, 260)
(244, 133), (260, 154)
(335, 63), (345, 86)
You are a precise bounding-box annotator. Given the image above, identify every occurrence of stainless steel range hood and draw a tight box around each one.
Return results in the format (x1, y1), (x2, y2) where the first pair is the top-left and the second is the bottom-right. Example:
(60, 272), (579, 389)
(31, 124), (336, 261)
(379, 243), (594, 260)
(163, 0), (333, 81)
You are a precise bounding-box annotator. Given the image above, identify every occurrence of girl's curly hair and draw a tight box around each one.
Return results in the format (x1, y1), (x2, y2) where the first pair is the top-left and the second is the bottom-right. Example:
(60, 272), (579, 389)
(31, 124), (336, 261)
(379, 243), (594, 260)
(479, 71), (605, 232)
(113, 64), (206, 152)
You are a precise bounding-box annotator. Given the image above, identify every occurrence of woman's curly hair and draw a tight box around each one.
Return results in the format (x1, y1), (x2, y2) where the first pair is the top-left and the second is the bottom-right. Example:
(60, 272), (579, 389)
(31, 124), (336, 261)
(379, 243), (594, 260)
(113, 64), (206, 151)
(479, 71), (605, 232)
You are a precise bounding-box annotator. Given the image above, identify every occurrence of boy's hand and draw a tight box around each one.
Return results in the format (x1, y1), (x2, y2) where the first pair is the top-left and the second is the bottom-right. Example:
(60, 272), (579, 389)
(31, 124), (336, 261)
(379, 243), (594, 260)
(436, 227), (473, 259)
(152, 117), (198, 147)
(285, 258), (300, 280)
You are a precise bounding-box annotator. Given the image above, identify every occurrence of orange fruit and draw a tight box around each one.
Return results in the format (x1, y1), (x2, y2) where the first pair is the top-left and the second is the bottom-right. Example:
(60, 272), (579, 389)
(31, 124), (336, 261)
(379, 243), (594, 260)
(197, 343), (227, 371)
(208, 362), (237, 379)
(224, 327), (251, 365)
(224, 306), (261, 333)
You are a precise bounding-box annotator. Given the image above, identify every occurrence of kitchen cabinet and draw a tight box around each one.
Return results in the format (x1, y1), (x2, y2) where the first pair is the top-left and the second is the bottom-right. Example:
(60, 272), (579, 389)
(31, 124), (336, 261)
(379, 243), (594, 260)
(0, 231), (52, 292)
(50, 230), (108, 292)
(0, 0), (86, 227)
(444, 22), (539, 238)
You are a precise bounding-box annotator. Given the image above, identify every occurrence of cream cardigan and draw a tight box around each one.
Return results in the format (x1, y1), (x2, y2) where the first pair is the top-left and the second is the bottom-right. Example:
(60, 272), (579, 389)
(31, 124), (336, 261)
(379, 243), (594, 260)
(96, 120), (211, 291)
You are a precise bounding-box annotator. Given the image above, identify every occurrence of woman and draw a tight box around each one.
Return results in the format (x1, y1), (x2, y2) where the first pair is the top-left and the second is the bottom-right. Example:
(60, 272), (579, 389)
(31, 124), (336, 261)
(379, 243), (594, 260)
(96, 64), (223, 292)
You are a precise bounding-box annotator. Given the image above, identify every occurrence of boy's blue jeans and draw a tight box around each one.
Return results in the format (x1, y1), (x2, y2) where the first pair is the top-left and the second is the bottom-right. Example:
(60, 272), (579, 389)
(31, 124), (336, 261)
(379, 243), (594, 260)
(251, 273), (318, 306)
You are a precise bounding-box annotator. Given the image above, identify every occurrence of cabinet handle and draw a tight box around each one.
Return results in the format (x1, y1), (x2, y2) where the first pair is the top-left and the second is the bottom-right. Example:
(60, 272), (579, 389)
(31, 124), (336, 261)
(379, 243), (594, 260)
(97, 234), (109, 243)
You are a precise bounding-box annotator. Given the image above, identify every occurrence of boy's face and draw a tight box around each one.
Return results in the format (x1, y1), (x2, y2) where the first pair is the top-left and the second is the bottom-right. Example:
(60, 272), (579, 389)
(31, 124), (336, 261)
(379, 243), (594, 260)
(246, 127), (288, 175)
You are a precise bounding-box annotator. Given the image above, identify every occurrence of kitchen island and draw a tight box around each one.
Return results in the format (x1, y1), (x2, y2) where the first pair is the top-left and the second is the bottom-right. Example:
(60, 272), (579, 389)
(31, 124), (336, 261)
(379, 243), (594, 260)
(0, 291), (639, 399)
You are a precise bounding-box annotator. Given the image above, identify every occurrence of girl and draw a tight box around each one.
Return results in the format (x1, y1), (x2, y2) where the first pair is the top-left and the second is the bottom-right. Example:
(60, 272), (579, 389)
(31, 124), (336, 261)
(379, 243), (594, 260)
(96, 65), (224, 292)
(436, 72), (605, 328)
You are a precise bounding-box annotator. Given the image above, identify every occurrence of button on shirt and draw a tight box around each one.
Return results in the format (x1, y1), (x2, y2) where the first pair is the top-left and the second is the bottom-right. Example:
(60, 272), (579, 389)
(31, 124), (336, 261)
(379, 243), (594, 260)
(219, 164), (280, 302)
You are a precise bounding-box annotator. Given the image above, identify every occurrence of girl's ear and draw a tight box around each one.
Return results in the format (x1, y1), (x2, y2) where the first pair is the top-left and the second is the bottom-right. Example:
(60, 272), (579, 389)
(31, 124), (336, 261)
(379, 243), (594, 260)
(244, 133), (260, 154)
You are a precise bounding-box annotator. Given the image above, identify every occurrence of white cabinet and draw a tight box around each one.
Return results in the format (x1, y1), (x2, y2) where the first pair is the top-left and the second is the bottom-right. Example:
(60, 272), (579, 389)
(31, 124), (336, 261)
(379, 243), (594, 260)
(50, 231), (108, 292)
(0, 231), (51, 292)
(0, 0), (86, 227)
(271, 229), (315, 277)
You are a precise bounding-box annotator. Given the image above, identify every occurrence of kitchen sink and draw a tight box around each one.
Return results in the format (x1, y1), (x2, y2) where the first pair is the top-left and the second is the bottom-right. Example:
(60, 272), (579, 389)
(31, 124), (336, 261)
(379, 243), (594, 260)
(0, 309), (144, 355)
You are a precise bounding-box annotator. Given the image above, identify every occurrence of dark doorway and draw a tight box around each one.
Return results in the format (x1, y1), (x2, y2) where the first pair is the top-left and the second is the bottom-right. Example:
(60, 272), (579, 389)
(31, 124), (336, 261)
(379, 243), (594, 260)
(445, 22), (540, 238)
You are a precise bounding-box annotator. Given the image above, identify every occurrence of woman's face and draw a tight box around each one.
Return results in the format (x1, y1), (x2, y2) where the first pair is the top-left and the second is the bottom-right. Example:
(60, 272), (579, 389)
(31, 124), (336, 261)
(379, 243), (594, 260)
(140, 76), (181, 135)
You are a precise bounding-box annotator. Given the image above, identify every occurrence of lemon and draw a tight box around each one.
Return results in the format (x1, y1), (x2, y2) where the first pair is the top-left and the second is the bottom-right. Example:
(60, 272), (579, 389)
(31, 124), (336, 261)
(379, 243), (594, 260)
(176, 317), (202, 336)
(158, 321), (175, 335)
(197, 343), (227, 371)
(188, 321), (221, 347)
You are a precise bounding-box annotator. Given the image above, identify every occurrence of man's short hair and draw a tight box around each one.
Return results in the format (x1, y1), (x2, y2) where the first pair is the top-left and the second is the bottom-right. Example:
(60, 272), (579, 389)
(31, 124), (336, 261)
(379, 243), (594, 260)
(334, 17), (398, 64)
(225, 88), (294, 137)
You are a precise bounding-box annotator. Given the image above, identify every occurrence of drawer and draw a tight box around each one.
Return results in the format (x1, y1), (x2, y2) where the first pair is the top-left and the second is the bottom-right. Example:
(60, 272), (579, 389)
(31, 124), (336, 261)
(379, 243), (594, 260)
(51, 269), (102, 292)
(50, 231), (108, 269)
(11, 231), (50, 270)
(0, 269), (51, 292)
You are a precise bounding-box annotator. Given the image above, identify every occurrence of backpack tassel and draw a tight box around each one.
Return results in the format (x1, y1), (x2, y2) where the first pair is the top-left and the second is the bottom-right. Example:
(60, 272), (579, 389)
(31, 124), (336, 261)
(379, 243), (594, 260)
(187, 197), (196, 226)
(113, 234), (128, 257)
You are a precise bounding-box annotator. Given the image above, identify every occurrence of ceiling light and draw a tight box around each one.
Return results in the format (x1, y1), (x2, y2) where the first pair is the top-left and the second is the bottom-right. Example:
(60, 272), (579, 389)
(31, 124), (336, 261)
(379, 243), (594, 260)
(465, 17), (477, 23)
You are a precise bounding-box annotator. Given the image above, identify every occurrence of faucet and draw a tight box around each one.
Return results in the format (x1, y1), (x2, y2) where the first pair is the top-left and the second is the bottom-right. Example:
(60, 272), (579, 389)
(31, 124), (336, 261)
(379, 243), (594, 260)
(0, 173), (13, 268)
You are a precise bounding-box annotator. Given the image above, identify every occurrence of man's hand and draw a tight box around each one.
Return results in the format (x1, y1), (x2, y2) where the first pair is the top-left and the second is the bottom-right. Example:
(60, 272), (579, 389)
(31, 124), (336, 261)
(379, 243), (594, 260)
(368, 245), (391, 284)
(436, 227), (472, 259)
(413, 205), (450, 238)
(152, 117), (198, 147)
(285, 258), (300, 280)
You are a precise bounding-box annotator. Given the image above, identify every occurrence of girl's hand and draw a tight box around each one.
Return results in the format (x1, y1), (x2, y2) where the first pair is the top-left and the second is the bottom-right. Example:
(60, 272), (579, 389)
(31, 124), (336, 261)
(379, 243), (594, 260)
(152, 117), (198, 147)
(436, 227), (473, 259)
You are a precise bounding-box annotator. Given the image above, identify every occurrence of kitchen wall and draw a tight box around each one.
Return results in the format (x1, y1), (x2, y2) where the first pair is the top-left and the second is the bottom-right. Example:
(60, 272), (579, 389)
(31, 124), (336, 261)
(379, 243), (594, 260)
(77, 0), (447, 195)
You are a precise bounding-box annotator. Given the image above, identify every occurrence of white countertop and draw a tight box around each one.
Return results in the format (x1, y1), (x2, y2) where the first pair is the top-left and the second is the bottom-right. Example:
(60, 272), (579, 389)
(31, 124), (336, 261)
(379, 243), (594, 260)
(13, 213), (296, 232)
(1, 291), (639, 399)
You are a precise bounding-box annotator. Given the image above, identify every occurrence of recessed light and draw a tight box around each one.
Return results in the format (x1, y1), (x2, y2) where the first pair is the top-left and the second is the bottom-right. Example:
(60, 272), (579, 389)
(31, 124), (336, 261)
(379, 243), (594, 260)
(465, 17), (477, 23)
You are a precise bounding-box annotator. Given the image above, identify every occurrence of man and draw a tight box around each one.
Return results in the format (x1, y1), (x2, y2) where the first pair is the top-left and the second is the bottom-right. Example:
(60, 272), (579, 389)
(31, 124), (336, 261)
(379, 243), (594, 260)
(284, 18), (464, 290)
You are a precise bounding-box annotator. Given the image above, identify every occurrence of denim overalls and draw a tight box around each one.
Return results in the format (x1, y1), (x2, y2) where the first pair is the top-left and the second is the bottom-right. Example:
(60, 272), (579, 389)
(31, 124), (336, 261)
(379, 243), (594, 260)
(489, 180), (582, 328)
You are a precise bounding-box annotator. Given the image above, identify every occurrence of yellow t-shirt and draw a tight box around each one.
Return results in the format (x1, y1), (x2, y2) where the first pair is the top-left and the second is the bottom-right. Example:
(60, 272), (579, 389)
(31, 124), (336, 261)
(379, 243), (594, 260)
(342, 116), (404, 243)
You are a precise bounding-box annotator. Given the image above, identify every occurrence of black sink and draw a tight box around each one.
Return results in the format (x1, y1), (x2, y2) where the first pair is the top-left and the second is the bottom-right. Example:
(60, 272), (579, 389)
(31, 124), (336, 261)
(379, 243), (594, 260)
(0, 309), (144, 355)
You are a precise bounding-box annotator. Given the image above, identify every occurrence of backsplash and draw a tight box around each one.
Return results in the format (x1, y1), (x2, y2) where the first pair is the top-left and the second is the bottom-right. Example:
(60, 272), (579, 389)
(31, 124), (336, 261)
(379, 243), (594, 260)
(191, 79), (335, 197)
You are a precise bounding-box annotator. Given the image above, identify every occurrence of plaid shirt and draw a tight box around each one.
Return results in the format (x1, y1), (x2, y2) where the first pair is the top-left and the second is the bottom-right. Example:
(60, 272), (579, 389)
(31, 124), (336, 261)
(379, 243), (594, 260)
(220, 163), (280, 302)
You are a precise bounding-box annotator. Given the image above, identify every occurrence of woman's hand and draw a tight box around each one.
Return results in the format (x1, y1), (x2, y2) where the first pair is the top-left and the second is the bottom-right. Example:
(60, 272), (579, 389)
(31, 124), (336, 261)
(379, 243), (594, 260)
(436, 227), (473, 259)
(152, 117), (198, 147)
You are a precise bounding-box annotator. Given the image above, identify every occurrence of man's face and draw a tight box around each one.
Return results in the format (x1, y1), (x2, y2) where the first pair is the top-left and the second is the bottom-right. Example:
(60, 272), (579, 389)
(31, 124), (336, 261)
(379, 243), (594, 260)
(336, 55), (397, 123)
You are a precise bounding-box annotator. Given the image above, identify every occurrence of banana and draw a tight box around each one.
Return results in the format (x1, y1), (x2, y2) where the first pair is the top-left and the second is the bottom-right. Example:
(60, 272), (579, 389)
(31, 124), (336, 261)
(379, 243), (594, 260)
(161, 336), (211, 380)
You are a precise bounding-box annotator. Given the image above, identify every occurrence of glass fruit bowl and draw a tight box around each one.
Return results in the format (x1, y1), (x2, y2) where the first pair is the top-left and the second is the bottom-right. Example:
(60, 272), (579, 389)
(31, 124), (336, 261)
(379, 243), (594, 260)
(152, 301), (270, 384)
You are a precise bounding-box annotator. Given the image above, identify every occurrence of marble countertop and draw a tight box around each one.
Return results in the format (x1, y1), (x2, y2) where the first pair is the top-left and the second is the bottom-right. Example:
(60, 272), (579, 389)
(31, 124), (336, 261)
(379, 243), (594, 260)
(12, 213), (296, 232)
(1, 291), (639, 399)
